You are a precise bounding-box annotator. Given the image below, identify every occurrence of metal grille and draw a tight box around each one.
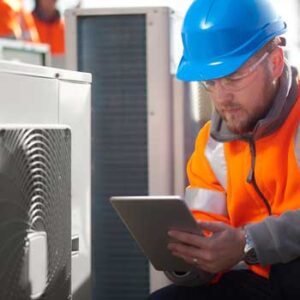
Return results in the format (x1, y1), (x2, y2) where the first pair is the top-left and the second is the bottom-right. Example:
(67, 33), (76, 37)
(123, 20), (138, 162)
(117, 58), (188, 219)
(0, 128), (71, 300)
(77, 14), (149, 300)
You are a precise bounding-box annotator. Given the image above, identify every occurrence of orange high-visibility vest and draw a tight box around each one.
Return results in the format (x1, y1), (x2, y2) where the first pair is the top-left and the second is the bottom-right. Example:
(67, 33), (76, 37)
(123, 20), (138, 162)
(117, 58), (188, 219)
(32, 14), (65, 55)
(21, 10), (40, 42)
(186, 87), (300, 278)
(0, 0), (21, 38)
(0, 0), (39, 42)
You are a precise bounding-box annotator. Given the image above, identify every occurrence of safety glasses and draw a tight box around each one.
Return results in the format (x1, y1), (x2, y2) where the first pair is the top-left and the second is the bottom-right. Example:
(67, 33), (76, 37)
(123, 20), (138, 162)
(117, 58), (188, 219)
(201, 51), (271, 92)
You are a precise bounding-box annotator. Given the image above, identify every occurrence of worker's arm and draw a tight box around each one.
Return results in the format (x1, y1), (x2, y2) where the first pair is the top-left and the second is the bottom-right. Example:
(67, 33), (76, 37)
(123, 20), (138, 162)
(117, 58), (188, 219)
(245, 210), (300, 266)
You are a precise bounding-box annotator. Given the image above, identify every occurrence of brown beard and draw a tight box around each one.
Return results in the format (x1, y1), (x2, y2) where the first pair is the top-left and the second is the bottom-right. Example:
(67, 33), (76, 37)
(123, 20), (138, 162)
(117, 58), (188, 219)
(216, 69), (277, 134)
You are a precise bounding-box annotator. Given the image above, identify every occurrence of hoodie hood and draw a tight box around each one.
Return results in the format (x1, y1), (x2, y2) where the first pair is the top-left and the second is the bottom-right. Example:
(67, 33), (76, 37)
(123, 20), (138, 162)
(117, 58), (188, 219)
(33, 6), (60, 23)
(210, 62), (299, 142)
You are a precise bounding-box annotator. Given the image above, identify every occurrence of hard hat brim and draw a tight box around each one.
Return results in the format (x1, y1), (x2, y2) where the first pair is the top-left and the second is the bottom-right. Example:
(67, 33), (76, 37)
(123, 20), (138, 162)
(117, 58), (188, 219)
(176, 52), (254, 82)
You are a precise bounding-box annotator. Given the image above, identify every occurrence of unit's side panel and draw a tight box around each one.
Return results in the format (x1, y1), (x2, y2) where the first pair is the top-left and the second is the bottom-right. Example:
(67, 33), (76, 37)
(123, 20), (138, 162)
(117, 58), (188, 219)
(0, 72), (59, 123)
(76, 12), (149, 300)
(65, 9), (78, 70)
(147, 8), (173, 196)
(172, 78), (187, 197)
(172, 80), (213, 191)
(146, 8), (174, 292)
(58, 80), (92, 300)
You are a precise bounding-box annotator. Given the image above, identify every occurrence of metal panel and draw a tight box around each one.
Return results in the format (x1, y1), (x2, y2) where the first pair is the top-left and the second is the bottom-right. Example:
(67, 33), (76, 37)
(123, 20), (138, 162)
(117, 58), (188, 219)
(172, 78), (213, 196)
(0, 72), (58, 124)
(66, 7), (175, 297)
(0, 38), (51, 66)
(76, 12), (149, 300)
(0, 60), (91, 83)
(58, 80), (92, 300)
(145, 8), (174, 292)
(0, 61), (92, 300)
(0, 126), (71, 300)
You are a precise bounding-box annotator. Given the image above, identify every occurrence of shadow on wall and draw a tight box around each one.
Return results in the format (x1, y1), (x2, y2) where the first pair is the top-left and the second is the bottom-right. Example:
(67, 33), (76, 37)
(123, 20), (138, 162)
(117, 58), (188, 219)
(72, 277), (91, 300)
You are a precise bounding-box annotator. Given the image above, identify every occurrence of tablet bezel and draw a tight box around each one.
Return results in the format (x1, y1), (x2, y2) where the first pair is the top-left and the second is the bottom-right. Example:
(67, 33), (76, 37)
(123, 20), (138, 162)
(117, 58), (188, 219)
(110, 195), (200, 272)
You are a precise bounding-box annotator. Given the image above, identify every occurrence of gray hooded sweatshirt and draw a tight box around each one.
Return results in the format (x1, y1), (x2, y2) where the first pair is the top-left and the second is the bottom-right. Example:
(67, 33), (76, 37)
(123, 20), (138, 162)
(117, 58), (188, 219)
(166, 63), (300, 286)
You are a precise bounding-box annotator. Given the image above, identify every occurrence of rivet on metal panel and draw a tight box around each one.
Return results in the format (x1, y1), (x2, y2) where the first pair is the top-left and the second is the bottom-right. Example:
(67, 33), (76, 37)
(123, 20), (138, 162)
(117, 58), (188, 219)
(55, 73), (60, 79)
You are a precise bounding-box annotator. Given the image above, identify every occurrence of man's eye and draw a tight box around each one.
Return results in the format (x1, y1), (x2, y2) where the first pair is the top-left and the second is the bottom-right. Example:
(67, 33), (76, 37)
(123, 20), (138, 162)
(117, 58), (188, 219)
(225, 76), (242, 82)
(225, 77), (235, 83)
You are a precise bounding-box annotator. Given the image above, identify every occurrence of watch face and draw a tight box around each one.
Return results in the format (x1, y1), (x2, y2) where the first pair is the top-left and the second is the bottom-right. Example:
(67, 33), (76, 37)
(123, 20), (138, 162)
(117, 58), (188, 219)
(244, 247), (258, 265)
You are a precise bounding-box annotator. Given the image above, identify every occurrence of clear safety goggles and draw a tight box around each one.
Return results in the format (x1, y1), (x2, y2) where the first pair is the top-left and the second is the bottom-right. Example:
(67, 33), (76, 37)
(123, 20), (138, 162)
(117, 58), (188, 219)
(200, 51), (271, 92)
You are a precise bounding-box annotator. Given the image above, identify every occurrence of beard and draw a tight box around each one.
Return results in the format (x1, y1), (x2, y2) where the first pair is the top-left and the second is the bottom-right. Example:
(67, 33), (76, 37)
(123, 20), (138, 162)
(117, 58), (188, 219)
(216, 104), (267, 134)
(215, 69), (276, 134)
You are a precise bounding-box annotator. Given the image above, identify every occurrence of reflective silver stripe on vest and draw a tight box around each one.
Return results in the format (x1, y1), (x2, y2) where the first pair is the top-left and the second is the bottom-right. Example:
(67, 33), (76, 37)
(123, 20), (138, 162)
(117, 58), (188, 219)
(204, 136), (227, 189)
(295, 123), (300, 167)
(185, 188), (228, 216)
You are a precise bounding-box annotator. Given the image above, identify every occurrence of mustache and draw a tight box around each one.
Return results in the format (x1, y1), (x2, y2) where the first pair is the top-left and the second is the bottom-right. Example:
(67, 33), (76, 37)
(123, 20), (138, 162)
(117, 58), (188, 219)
(217, 104), (242, 110)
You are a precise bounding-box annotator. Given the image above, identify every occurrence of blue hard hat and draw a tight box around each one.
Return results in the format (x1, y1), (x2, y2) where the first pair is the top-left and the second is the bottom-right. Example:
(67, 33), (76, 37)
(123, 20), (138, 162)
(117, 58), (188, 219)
(177, 0), (287, 81)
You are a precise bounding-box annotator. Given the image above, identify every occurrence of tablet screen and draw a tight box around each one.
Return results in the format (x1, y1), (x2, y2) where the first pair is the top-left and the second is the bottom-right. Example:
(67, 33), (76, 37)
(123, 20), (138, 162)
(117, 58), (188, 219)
(110, 195), (201, 272)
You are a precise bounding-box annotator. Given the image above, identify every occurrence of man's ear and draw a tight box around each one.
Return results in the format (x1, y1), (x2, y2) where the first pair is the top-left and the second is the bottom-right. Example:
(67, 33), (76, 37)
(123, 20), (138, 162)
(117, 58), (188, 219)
(269, 47), (284, 79)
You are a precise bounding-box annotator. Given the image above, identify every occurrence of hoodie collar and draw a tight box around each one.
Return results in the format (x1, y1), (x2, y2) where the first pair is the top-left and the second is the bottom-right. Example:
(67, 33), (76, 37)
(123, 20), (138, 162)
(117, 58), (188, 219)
(210, 63), (299, 142)
(33, 7), (60, 23)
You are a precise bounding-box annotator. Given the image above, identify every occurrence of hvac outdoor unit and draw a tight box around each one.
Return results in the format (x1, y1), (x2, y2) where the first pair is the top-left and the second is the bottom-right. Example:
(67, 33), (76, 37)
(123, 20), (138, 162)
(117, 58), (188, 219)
(0, 125), (71, 300)
(0, 61), (91, 300)
(66, 6), (180, 299)
(0, 38), (50, 66)
(172, 80), (213, 195)
(66, 6), (212, 299)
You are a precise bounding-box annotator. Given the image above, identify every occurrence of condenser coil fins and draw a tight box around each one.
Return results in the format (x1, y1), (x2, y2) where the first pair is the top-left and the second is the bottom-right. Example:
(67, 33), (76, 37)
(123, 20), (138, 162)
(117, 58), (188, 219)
(0, 127), (71, 300)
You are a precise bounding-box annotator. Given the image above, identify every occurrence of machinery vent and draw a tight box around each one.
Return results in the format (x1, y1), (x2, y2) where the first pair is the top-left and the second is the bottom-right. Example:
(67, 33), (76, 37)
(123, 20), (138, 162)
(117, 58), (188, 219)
(0, 127), (71, 300)
(77, 14), (149, 299)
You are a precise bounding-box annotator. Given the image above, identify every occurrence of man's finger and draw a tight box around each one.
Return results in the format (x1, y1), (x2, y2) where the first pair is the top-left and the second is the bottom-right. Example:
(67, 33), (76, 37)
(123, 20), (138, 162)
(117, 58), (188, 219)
(168, 243), (207, 263)
(197, 221), (228, 233)
(168, 230), (206, 248)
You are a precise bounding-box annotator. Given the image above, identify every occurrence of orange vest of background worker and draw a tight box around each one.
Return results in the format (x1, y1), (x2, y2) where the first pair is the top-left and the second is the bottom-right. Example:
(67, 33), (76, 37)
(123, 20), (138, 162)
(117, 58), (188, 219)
(32, 0), (65, 55)
(0, 0), (39, 42)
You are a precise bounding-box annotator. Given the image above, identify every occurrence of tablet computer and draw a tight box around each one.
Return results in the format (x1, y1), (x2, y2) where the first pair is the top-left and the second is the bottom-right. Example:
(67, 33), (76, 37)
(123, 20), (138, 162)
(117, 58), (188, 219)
(110, 195), (201, 272)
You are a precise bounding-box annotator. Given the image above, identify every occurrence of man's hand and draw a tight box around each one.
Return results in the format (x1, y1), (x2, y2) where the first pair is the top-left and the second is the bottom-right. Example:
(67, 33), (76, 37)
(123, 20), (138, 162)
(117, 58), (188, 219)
(168, 221), (246, 273)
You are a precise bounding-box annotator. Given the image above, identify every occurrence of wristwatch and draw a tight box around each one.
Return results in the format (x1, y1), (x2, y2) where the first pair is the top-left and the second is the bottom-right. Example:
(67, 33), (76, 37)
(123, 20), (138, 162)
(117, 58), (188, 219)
(243, 230), (259, 265)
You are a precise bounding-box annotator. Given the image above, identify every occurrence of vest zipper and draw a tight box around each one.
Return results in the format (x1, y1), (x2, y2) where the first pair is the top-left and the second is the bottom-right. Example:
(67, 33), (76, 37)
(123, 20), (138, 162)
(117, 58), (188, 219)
(246, 139), (272, 215)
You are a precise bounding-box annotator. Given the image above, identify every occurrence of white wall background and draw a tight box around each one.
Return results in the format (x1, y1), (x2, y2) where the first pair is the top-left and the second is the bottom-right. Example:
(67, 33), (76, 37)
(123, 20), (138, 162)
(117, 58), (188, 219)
(24, 0), (299, 46)
(23, 0), (300, 68)
(24, 0), (193, 13)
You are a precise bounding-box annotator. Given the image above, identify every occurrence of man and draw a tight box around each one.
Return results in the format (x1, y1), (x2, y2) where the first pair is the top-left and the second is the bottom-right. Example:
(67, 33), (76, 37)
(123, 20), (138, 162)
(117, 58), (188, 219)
(150, 0), (300, 299)
(32, 0), (65, 55)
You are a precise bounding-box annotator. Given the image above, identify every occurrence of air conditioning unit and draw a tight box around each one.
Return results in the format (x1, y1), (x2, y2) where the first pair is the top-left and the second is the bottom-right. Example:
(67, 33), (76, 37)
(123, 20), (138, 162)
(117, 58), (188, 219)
(65, 6), (179, 298)
(172, 80), (213, 195)
(65, 6), (212, 298)
(0, 125), (71, 300)
(0, 61), (91, 300)
(0, 38), (50, 66)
